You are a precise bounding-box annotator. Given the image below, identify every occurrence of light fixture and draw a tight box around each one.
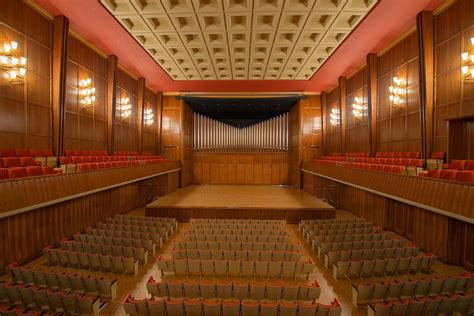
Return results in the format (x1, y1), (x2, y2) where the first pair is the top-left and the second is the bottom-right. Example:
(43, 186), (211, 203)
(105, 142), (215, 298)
(461, 37), (474, 81)
(144, 108), (154, 126)
(352, 96), (365, 119)
(119, 97), (132, 118)
(0, 40), (27, 83)
(330, 108), (340, 126)
(389, 76), (406, 106)
(79, 78), (96, 108)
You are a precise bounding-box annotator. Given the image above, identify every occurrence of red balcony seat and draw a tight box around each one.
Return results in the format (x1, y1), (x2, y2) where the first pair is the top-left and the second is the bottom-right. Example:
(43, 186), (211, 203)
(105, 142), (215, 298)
(409, 159), (424, 167)
(464, 160), (474, 170)
(387, 152), (395, 158)
(8, 167), (27, 179)
(369, 164), (378, 171)
(426, 169), (441, 179)
(386, 158), (394, 165)
(77, 163), (89, 171)
(449, 160), (466, 170)
(440, 169), (458, 181)
(0, 168), (8, 180)
(88, 163), (98, 170)
(431, 152), (445, 160)
(42, 166), (55, 175)
(64, 150), (76, 156)
(105, 162), (113, 168)
(20, 157), (37, 167)
(409, 152), (420, 158)
(0, 149), (16, 157)
(97, 162), (105, 169)
(394, 152), (402, 158)
(60, 157), (72, 164)
(391, 166), (405, 174)
(111, 162), (119, 167)
(26, 166), (43, 177)
(81, 157), (91, 163)
(456, 170), (474, 184)
(81, 150), (91, 156)
(3, 157), (20, 168)
(89, 156), (98, 163)
(383, 165), (392, 172)
(393, 158), (403, 166)
(30, 149), (44, 157)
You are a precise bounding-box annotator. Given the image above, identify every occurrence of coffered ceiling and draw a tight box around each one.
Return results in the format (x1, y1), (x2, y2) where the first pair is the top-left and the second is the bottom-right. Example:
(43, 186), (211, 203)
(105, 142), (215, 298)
(100, 0), (377, 81)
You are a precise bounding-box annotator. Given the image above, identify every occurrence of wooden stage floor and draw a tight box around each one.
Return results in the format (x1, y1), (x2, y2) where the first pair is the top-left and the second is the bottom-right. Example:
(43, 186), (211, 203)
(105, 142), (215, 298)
(145, 185), (335, 223)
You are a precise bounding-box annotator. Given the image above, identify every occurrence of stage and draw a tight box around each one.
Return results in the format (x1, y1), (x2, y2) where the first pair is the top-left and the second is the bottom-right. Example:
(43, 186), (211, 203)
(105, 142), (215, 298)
(145, 185), (335, 223)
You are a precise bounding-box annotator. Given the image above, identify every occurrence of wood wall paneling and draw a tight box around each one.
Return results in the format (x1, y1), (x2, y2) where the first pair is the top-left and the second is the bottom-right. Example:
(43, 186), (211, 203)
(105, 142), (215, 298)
(339, 77), (347, 155)
(193, 153), (289, 185)
(136, 78), (145, 154)
(377, 31), (421, 153)
(367, 54), (378, 156)
(142, 87), (160, 155)
(289, 102), (302, 186)
(114, 69), (138, 152)
(0, 1), (53, 150)
(181, 102), (193, 187)
(324, 86), (342, 155)
(106, 56), (118, 154)
(63, 35), (108, 152)
(301, 95), (323, 162)
(433, 0), (474, 158)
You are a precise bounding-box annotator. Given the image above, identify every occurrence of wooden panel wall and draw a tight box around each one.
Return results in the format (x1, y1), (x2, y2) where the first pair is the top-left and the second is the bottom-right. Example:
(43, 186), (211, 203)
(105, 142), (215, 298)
(193, 153), (289, 185)
(142, 87), (161, 155)
(181, 102), (193, 187)
(325, 86), (342, 155)
(114, 69), (138, 152)
(63, 35), (107, 151)
(301, 95), (323, 162)
(289, 101), (302, 186)
(0, 0), (52, 149)
(345, 66), (370, 153)
(433, 0), (474, 155)
(377, 31), (421, 152)
(303, 170), (474, 271)
(0, 169), (179, 273)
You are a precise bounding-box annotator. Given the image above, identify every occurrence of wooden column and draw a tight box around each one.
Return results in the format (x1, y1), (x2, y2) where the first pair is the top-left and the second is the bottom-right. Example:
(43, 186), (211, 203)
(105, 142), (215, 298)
(417, 11), (434, 159)
(107, 55), (118, 155)
(52, 16), (68, 157)
(157, 93), (163, 155)
(137, 78), (145, 154)
(367, 53), (378, 157)
(321, 92), (327, 156)
(339, 77), (347, 155)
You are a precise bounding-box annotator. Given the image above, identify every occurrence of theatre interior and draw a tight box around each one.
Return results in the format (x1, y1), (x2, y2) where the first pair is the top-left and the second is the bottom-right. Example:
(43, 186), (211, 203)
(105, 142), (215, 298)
(1, 0), (474, 315)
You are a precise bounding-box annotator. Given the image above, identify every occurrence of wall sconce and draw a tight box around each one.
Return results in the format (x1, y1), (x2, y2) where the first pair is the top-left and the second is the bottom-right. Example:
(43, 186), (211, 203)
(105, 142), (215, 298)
(0, 40), (27, 83)
(352, 96), (365, 119)
(389, 77), (406, 106)
(330, 108), (340, 126)
(119, 97), (131, 118)
(79, 78), (95, 107)
(461, 37), (474, 81)
(144, 108), (154, 126)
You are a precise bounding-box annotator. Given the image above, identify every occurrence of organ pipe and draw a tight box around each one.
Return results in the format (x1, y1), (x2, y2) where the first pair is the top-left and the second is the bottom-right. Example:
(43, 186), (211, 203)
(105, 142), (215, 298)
(193, 112), (289, 152)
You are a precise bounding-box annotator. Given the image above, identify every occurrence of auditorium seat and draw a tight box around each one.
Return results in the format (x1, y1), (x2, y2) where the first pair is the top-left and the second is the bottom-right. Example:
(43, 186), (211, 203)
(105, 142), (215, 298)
(440, 169), (459, 181)
(0, 149), (16, 157)
(26, 166), (43, 177)
(465, 160), (474, 170)
(0, 168), (8, 180)
(3, 157), (20, 168)
(7, 167), (27, 179)
(448, 160), (466, 170)
(456, 170), (474, 184)
(426, 169), (441, 179)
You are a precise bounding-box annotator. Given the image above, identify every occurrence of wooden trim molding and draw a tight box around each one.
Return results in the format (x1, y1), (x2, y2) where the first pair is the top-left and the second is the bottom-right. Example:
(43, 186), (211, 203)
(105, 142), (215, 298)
(137, 78), (145, 154)
(339, 77), (347, 155)
(52, 16), (68, 156)
(417, 11), (435, 159)
(302, 162), (474, 224)
(367, 53), (378, 157)
(107, 55), (118, 155)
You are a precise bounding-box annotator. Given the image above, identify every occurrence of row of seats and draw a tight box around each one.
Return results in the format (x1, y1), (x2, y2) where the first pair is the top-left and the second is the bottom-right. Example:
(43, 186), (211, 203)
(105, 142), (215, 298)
(156, 257), (314, 280)
(442, 159), (474, 170)
(352, 273), (474, 305)
(190, 218), (286, 226)
(0, 148), (54, 157)
(190, 224), (286, 231)
(332, 254), (434, 280)
(367, 293), (473, 316)
(95, 224), (171, 240)
(314, 160), (410, 175)
(317, 238), (406, 258)
(123, 295), (342, 316)
(74, 160), (166, 172)
(146, 277), (321, 302)
(60, 155), (165, 164)
(304, 227), (383, 242)
(86, 228), (164, 247)
(424, 169), (474, 183)
(299, 219), (368, 233)
(59, 240), (148, 263)
(311, 233), (393, 250)
(173, 241), (299, 252)
(183, 234), (291, 244)
(187, 229), (288, 237)
(0, 165), (62, 180)
(43, 247), (139, 275)
(170, 248), (303, 262)
(64, 150), (154, 156)
(6, 263), (117, 301)
(105, 217), (176, 232)
(113, 214), (177, 226)
(321, 152), (420, 160)
(0, 282), (101, 316)
(72, 234), (156, 254)
(324, 246), (420, 268)
(0, 156), (42, 168)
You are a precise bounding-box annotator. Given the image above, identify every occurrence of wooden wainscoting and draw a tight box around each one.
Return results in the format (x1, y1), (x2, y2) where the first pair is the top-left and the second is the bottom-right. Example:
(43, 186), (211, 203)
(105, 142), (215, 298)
(302, 163), (474, 271)
(193, 152), (289, 185)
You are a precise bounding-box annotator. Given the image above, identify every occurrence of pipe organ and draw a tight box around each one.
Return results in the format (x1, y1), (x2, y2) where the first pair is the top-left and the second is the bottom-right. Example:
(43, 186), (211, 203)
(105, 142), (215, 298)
(193, 113), (289, 152)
